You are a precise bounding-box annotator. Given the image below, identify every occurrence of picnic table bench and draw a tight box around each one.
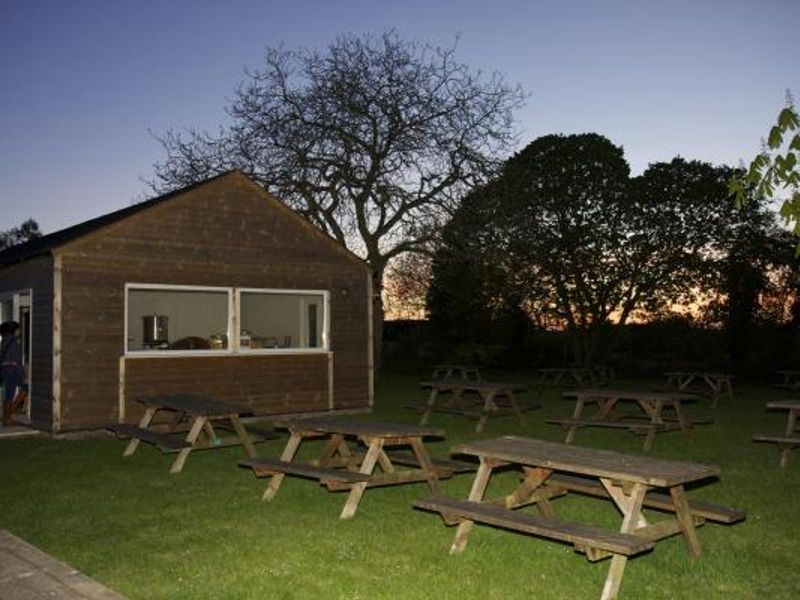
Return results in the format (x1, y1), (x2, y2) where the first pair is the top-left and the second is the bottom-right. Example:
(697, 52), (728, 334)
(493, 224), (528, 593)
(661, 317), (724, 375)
(407, 378), (537, 433)
(549, 388), (709, 451)
(414, 436), (744, 600)
(240, 416), (472, 519)
(109, 393), (273, 473)
(753, 399), (800, 469)
(664, 371), (734, 408)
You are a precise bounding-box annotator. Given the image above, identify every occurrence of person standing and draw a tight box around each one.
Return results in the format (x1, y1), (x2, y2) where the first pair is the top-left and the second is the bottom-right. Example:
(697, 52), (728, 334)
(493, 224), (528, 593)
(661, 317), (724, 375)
(1, 321), (24, 426)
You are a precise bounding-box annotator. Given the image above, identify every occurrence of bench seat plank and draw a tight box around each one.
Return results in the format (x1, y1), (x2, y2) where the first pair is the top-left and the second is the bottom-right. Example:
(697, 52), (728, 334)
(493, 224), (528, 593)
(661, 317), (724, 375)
(239, 458), (370, 483)
(212, 419), (279, 441)
(547, 418), (665, 434)
(109, 424), (191, 452)
(407, 404), (538, 418)
(546, 474), (745, 523)
(752, 434), (800, 445)
(414, 496), (654, 556)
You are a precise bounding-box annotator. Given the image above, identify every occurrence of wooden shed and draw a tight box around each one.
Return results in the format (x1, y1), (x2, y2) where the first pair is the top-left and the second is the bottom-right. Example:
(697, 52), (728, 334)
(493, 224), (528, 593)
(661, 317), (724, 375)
(0, 171), (373, 433)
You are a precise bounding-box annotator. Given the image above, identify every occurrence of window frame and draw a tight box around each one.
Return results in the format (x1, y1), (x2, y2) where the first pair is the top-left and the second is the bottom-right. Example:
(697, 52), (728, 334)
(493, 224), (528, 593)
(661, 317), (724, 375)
(235, 287), (330, 355)
(124, 283), (234, 358)
(123, 283), (331, 357)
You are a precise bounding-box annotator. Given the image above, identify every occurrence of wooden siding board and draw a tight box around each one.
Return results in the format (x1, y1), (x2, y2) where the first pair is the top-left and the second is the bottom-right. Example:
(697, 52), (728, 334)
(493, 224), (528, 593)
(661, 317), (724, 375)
(55, 177), (369, 430)
(124, 355), (331, 421)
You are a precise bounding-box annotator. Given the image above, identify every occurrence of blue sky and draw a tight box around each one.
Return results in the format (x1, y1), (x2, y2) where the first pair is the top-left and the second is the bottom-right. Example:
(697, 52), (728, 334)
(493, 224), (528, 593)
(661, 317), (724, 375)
(1, 0), (798, 233)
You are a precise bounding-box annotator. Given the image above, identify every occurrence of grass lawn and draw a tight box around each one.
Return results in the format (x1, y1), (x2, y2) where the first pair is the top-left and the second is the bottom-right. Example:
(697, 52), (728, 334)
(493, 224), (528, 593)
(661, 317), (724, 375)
(1, 372), (799, 599)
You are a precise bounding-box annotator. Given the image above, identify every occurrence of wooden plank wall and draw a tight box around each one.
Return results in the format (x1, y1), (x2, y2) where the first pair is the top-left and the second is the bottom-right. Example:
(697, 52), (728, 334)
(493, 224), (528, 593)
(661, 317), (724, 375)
(57, 174), (370, 430)
(0, 255), (54, 430)
(124, 354), (330, 422)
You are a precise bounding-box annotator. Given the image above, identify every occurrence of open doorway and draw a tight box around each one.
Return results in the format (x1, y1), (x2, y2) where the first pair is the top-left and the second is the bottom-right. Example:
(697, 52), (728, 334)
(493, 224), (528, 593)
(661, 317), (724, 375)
(1, 289), (32, 425)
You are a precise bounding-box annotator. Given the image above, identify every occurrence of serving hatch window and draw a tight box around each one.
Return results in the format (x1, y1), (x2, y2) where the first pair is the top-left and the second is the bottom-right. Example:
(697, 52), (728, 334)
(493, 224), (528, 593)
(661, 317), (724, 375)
(125, 285), (232, 353)
(238, 289), (328, 351)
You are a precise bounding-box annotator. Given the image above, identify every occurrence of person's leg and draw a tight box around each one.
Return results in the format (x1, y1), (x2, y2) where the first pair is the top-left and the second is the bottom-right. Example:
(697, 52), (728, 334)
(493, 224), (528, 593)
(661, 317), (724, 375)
(2, 367), (20, 426)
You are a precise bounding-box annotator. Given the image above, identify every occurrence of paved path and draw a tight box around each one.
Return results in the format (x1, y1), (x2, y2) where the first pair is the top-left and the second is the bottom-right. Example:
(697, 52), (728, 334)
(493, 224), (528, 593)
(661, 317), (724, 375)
(0, 529), (125, 599)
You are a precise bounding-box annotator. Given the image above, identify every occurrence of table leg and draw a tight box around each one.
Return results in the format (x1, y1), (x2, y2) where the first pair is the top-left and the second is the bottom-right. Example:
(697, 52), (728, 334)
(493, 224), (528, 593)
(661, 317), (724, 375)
(640, 400), (663, 452)
(600, 482), (647, 600)
(724, 377), (734, 402)
(123, 406), (157, 456)
(669, 485), (702, 557)
(201, 419), (217, 444)
(316, 434), (346, 467)
(565, 397), (587, 444)
(169, 416), (207, 474)
(506, 391), (526, 426)
(504, 466), (553, 514)
(420, 388), (439, 426)
(447, 387), (466, 408)
(340, 438), (384, 519)
(704, 376), (721, 409)
(475, 391), (498, 433)
(408, 437), (440, 495)
(228, 415), (258, 458)
(600, 479), (649, 530)
(450, 458), (494, 554)
(596, 397), (619, 421)
(672, 400), (691, 433)
(263, 432), (304, 501)
(781, 409), (800, 469)
(166, 411), (185, 433)
(375, 447), (396, 474)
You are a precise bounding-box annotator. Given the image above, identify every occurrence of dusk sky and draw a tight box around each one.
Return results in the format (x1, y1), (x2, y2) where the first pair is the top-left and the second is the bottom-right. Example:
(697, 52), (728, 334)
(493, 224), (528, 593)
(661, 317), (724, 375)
(1, 0), (798, 234)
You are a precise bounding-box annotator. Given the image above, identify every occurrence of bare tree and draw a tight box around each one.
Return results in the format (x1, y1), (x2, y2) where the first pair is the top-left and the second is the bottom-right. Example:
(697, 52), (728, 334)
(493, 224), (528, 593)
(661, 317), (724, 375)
(152, 31), (524, 365)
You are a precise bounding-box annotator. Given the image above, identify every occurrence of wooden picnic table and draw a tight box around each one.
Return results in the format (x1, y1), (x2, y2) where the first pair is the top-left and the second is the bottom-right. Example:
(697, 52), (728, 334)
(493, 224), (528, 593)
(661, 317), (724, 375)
(109, 393), (265, 474)
(549, 388), (708, 451)
(774, 370), (800, 392)
(664, 371), (734, 408)
(753, 400), (800, 469)
(240, 416), (473, 519)
(409, 379), (536, 433)
(414, 436), (744, 600)
(431, 363), (482, 381)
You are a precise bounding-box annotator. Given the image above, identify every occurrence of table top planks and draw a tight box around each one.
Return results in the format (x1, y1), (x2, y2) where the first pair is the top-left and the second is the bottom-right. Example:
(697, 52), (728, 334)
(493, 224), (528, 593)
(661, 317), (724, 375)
(137, 393), (249, 417)
(452, 436), (720, 487)
(421, 379), (527, 392)
(564, 388), (698, 403)
(664, 371), (733, 380)
(277, 416), (445, 439)
(766, 400), (800, 411)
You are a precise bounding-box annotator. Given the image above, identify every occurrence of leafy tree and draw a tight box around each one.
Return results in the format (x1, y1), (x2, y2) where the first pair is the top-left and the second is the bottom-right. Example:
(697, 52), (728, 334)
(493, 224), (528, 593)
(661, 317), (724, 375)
(506, 137), (749, 363)
(0, 218), (41, 250)
(716, 207), (787, 369)
(731, 94), (800, 243)
(151, 31), (524, 363)
(427, 183), (511, 352)
(429, 135), (759, 365)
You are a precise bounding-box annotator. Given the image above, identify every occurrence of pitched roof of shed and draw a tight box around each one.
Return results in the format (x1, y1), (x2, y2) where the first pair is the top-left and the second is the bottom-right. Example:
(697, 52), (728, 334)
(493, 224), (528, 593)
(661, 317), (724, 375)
(0, 171), (367, 270)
